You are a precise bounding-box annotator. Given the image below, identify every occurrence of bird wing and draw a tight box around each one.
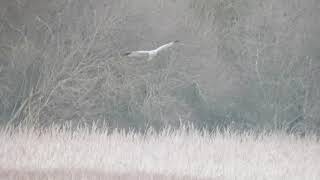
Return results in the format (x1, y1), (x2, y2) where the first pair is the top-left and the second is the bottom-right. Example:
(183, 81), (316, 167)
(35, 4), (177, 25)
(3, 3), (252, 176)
(154, 41), (175, 52)
(124, 50), (150, 57)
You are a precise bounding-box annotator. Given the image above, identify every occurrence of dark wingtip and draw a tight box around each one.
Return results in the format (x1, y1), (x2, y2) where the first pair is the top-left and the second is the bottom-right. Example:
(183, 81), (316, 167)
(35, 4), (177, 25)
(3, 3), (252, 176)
(174, 40), (180, 43)
(122, 52), (131, 56)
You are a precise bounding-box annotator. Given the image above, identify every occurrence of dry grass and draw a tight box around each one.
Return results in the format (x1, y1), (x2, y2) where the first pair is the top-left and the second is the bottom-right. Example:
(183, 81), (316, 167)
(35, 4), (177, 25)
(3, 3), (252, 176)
(0, 168), (202, 180)
(0, 126), (319, 180)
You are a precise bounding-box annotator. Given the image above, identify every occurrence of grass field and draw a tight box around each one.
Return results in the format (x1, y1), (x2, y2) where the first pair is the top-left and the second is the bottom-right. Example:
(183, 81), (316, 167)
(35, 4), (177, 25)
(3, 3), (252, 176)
(0, 126), (319, 180)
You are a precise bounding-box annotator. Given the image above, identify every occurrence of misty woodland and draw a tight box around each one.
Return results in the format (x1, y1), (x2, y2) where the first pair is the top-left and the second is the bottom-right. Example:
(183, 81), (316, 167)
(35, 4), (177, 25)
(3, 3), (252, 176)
(0, 0), (319, 179)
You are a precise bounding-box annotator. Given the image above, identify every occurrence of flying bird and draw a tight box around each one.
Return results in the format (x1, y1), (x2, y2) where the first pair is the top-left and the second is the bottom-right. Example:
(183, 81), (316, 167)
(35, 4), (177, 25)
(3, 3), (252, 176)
(123, 40), (180, 61)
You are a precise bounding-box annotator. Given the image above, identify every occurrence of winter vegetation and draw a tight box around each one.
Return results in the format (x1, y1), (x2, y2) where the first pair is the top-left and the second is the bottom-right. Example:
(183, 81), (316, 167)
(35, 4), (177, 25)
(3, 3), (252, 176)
(0, 0), (319, 179)
(0, 126), (320, 180)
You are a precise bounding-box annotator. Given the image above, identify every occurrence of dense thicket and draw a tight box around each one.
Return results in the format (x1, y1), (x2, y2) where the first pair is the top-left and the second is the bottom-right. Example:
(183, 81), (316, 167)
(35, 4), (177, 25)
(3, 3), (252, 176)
(0, 0), (319, 133)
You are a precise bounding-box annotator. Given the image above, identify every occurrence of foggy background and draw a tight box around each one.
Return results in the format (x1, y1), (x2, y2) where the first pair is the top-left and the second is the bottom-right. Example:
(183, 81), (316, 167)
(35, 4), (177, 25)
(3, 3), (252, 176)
(0, 0), (319, 134)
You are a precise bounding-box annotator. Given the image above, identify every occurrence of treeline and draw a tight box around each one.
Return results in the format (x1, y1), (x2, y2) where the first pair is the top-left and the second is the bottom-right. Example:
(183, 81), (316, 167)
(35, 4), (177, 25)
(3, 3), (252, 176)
(0, 0), (319, 134)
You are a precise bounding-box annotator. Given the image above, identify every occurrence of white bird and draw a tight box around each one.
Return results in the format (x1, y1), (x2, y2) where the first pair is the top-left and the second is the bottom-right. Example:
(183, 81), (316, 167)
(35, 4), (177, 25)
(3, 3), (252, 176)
(123, 40), (180, 61)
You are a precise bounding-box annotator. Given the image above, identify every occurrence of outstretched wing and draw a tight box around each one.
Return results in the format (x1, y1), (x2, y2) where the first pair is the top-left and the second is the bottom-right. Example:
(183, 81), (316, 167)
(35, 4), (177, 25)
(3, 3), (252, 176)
(155, 40), (179, 52)
(123, 50), (150, 57)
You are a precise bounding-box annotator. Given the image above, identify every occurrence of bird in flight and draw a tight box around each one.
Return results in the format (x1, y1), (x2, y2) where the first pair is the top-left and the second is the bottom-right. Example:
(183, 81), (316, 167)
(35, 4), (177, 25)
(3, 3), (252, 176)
(123, 40), (180, 61)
